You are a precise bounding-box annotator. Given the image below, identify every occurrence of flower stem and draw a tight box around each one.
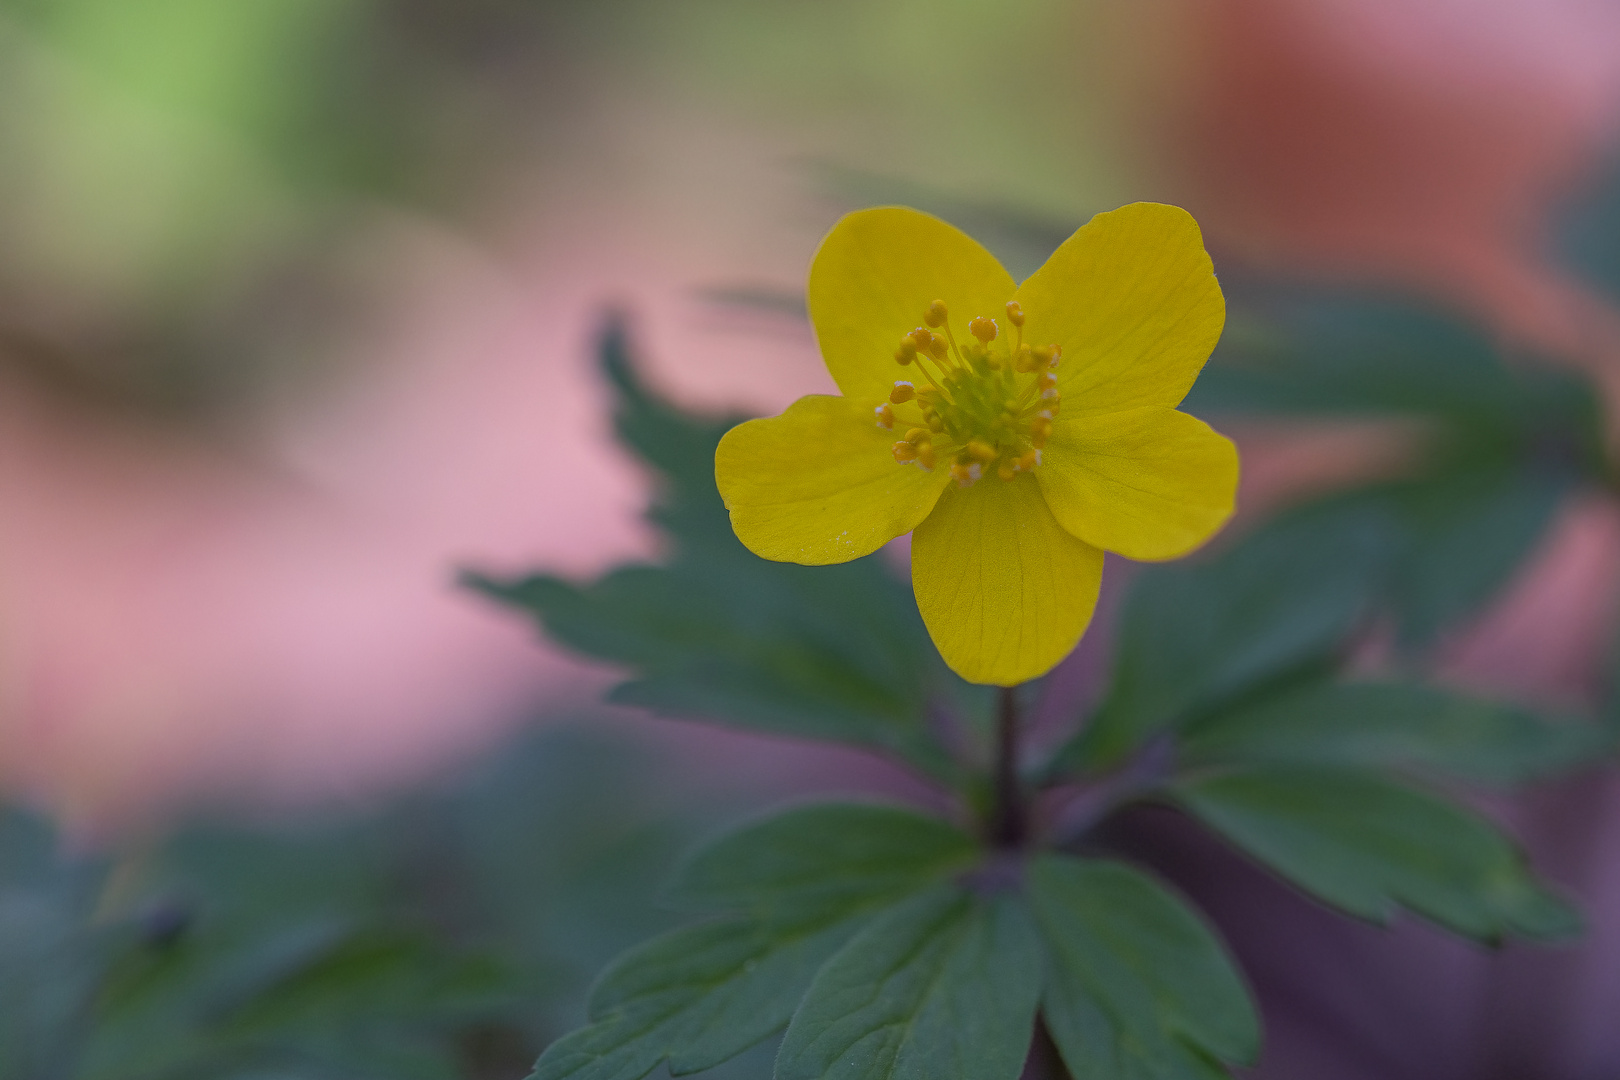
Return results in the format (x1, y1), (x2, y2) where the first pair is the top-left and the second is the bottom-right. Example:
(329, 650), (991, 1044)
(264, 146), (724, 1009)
(989, 685), (1027, 849)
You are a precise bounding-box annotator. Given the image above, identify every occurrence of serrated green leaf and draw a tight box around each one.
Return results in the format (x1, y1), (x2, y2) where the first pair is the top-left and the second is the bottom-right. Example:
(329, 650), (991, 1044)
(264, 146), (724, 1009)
(776, 885), (1042, 1080)
(1058, 502), (1387, 774)
(532, 802), (978, 1080)
(1179, 678), (1614, 785)
(532, 915), (863, 1080)
(667, 803), (978, 928)
(1172, 766), (1580, 942)
(465, 321), (970, 782)
(1027, 855), (1258, 1080)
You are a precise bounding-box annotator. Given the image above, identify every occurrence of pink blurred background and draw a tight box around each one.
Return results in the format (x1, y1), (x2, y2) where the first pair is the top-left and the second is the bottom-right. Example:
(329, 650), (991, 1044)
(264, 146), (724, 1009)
(7, 0), (1619, 830)
(4, 0), (1620, 861)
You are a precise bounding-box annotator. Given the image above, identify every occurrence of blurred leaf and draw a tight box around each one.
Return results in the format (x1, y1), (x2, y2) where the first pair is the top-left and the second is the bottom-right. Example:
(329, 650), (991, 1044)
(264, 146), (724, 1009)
(775, 885), (1042, 1080)
(1061, 454), (1582, 783)
(533, 803), (977, 1080)
(1554, 152), (1620, 304)
(0, 810), (111, 1080)
(1028, 855), (1257, 1080)
(467, 319), (973, 783)
(1172, 766), (1580, 943)
(1377, 461), (1578, 646)
(0, 723), (744, 1080)
(1187, 292), (1602, 650)
(1179, 679), (1614, 786)
(1191, 294), (1602, 437)
(1057, 502), (1388, 775)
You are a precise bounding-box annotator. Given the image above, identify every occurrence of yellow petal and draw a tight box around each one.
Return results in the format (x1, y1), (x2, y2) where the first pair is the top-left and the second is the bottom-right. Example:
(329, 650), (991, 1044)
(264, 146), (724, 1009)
(911, 473), (1104, 685)
(1014, 202), (1224, 416)
(808, 207), (1016, 404)
(716, 394), (950, 565)
(1037, 406), (1238, 561)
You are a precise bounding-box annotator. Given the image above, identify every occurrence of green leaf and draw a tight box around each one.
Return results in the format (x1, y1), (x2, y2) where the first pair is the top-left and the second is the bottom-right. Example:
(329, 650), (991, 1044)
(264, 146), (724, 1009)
(1059, 502), (1387, 774)
(1381, 462), (1576, 647)
(1064, 456), (1586, 781)
(465, 319), (971, 782)
(668, 803), (979, 927)
(776, 885), (1042, 1080)
(533, 915), (863, 1080)
(532, 803), (978, 1080)
(1172, 766), (1580, 942)
(1190, 294), (1601, 439)
(1179, 678), (1615, 785)
(1027, 855), (1258, 1080)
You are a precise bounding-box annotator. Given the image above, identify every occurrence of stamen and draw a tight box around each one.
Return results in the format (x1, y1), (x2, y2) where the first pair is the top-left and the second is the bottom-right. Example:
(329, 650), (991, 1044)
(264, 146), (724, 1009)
(882, 300), (1059, 483)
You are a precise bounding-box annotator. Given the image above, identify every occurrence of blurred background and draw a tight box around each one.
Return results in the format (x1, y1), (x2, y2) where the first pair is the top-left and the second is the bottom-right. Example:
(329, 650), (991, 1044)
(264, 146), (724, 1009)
(5, 1), (1620, 1077)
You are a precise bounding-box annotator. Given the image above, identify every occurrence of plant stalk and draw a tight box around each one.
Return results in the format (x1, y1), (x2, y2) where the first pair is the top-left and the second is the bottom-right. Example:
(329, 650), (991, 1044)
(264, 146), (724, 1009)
(989, 685), (1027, 848)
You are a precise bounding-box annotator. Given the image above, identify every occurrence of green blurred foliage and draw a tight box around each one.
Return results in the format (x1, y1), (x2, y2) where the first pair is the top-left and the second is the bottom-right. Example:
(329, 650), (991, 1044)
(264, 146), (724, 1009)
(0, 724), (761, 1080)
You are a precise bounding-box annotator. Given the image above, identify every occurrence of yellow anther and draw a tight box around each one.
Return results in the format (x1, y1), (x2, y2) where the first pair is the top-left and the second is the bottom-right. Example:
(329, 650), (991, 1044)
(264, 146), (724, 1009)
(891, 381), (916, 404)
(1018, 449), (1040, 471)
(925, 300), (949, 328)
(969, 316), (998, 343)
(909, 327), (933, 349)
(928, 415), (945, 432)
(997, 459), (1017, 481)
(905, 427), (931, 446)
(895, 340), (916, 365)
(875, 403), (895, 428)
(949, 461), (982, 487)
(892, 440), (918, 463)
(1041, 389), (1061, 411)
(1037, 371), (1057, 390)
(1047, 345), (1062, 369)
(1033, 345), (1057, 367)
(1005, 300), (1025, 328)
(927, 332), (949, 360)
(1014, 346), (1038, 373)
(1031, 416), (1052, 448)
(966, 439), (997, 462)
(915, 442), (937, 470)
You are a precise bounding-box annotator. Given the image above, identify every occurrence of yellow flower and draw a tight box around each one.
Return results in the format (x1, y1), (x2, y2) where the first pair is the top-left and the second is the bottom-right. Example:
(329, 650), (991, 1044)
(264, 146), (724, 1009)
(715, 203), (1238, 686)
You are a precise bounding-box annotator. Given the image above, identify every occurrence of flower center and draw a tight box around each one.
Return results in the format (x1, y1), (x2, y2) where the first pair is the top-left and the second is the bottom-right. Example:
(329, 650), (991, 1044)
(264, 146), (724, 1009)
(874, 299), (1061, 486)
